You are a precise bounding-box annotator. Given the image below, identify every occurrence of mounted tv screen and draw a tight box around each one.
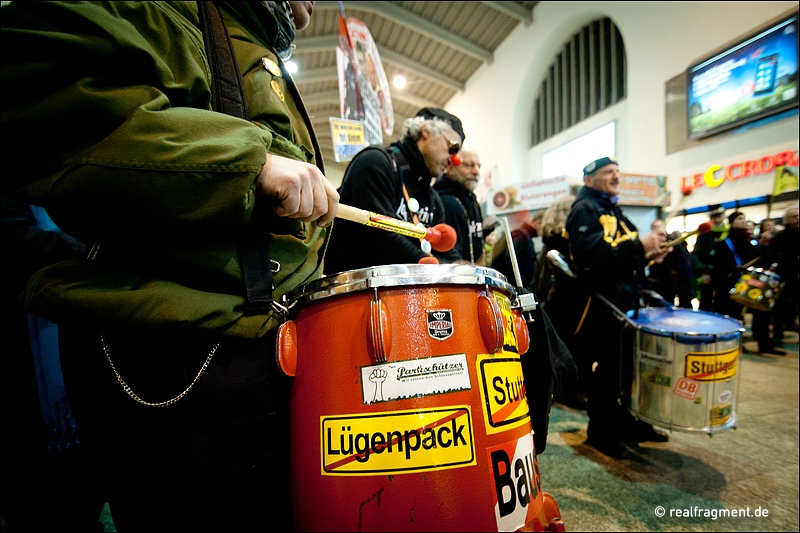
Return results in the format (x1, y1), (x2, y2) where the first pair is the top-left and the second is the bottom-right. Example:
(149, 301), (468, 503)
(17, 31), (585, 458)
(687, 12), (798, 141)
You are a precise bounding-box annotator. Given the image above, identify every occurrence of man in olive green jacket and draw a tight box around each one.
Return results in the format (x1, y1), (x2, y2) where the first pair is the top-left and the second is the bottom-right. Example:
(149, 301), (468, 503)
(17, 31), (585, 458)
(1, 2), (336, 530)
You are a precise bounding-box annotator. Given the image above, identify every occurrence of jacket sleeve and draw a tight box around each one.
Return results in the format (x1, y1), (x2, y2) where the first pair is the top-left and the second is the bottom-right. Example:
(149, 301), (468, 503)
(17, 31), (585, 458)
(438, 195), (469, 261)
(430, 189), (463, 264)
(567, 201), (644, 281)
(1, 2), (272, 243)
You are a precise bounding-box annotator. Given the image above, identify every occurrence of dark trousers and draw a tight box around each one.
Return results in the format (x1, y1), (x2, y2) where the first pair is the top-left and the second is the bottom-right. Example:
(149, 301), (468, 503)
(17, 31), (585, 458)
(698, 282), (715, 312)
(772, 280), (798, 338)
(575, 302), (636, 435)
(751, 309), (774, 351)
(58, 324), (292, 532)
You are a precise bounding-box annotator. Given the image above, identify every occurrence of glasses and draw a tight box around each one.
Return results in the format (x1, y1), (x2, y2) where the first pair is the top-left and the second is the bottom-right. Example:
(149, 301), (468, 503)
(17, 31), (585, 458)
(440, 133), (461, 155)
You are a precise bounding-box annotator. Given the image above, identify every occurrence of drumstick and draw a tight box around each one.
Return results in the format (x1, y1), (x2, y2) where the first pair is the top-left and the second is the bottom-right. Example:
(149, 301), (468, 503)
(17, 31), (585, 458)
(336, 203), (457, 252)
(646, 222), (712, 260)
(739, 256), (761, 270)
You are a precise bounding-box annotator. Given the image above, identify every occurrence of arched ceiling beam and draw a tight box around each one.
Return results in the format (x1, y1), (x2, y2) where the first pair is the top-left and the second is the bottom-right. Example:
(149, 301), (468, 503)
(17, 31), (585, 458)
(302, 89), (438, 110)
(294, 35), (464, 92)
(482, 1), (533, 26)
(314, 1), (493, 63)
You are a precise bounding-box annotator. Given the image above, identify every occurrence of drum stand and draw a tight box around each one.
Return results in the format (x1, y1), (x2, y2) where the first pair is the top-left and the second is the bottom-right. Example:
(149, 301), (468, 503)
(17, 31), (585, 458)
(500, 217), (538, 320)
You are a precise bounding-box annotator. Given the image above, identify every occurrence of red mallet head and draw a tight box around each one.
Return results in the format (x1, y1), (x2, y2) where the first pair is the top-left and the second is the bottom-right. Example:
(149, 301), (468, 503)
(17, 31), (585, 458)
(697, 222), (712, 234)
(418, 256), (440, 265)
(425, 223), (457, 252)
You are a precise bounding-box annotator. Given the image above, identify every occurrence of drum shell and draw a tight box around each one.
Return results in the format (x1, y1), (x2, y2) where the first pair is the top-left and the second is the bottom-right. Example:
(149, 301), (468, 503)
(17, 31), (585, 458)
(283, 265), (554, 532)
(627, 308), (743, 435)
(729, 267), (784, 312)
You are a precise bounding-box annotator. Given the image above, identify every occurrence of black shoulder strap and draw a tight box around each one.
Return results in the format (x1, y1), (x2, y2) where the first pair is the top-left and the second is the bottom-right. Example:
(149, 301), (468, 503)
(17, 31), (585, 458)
(197, 1), (251, 120)
(197, 1), (272, 314)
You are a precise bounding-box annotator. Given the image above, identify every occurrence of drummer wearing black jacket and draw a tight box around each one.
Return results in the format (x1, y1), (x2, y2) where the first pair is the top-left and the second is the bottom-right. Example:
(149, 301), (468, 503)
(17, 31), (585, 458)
(324, 108), (463, 273)
(546, 156), (671, 459)
(433, 147), (488, 265)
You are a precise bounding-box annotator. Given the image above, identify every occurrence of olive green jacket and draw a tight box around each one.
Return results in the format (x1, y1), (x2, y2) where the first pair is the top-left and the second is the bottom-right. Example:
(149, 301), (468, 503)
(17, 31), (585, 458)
(1, 1), (329, 338)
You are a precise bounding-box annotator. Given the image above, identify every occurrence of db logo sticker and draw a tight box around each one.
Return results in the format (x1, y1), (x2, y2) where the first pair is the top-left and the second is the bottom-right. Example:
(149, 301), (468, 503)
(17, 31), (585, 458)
(673, 376), (700, 400)
(428, 310), (453, 340)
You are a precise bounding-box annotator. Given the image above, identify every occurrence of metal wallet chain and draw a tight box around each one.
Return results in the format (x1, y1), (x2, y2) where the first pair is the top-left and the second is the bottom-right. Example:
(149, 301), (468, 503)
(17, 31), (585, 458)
(100, 332), (220, 408)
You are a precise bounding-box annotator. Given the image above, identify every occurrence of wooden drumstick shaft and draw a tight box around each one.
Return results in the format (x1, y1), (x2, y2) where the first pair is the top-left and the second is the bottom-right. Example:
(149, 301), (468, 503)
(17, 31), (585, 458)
(645, 222), (712, 261)
(336, 203), (428, 240)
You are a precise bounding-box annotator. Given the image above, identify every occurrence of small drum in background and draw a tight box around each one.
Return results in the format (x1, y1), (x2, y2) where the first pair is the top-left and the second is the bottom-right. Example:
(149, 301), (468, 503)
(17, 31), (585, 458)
(729, 267), (784, 312)
(277, 264), (564, 532)
(626, 307), (744, 435)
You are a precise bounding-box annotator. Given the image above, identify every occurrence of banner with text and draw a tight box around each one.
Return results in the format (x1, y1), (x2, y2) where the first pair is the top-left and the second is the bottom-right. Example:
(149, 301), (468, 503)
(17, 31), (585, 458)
(618, 173), (669, 206)
(485, 176), (571, 215)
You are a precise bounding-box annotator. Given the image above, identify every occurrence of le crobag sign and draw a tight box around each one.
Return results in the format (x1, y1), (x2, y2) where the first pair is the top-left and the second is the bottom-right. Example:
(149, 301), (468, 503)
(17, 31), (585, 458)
(679, 149), (799, 195)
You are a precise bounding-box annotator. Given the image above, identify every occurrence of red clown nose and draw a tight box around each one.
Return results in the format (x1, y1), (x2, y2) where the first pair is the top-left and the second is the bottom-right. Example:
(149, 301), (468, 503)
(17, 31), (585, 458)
(450, 153), (462, 166)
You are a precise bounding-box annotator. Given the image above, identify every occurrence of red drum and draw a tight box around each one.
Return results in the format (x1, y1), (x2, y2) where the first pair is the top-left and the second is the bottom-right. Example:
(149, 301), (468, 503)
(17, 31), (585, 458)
(277, 264), (564, 532)
(729, 267), (784, 312)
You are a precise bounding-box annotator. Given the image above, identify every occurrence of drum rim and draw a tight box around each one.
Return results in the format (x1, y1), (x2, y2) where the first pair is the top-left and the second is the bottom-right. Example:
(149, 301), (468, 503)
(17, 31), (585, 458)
(286, 264), (517, 307)
(627, 306), (745, 340)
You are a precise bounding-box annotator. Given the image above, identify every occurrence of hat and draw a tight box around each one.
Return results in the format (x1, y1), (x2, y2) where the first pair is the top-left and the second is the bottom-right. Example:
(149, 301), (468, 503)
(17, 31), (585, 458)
(583, 156), (618, 176)
(708, 204), (725, 217)
(416, 107), (466, 143)
(728, 211), (744, 225)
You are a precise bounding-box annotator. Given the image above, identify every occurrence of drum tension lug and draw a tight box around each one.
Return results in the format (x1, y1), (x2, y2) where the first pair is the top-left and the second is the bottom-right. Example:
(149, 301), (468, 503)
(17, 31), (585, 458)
(271, 299), (289, 320)
(515, 292), (538, 323)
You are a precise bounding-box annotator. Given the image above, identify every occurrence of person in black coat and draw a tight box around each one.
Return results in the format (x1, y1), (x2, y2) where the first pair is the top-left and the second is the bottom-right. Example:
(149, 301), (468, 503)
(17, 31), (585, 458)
(691, 206), (728, 312)
(433, 147), (489, 265)
(324, 108), (464, 272)
(711, 211), (758, 320)
(546, 156), (671, 459)
(1, 196), (105, 532)
(764, 206), (799, 345)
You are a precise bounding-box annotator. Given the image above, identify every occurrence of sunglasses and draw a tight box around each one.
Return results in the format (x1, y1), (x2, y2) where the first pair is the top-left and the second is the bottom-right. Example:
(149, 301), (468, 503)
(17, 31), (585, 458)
(440, 133), (461, 155)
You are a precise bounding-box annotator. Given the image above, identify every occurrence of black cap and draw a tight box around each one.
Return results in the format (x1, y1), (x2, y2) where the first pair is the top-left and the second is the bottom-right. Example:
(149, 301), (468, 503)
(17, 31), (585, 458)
(708, 204), (725, 217)
(583, 156), (619, 176)
(415, 107), (465, 143)
(728, 211), (744, 225)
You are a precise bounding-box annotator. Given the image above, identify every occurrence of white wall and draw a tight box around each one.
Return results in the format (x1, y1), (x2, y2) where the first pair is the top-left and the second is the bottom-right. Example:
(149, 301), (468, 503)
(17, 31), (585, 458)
(446, 1), (799, 215)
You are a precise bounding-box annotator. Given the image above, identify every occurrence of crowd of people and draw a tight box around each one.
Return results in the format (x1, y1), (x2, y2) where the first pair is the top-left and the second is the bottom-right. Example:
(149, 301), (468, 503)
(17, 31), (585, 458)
(1, 1), (797, 530)
(688, 204), (799, 355)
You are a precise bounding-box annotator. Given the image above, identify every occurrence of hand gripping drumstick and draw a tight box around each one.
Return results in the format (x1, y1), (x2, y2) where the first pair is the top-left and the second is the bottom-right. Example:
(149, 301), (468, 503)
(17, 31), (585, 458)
(336, 204), (457, 252)
(645, 222), (712, 261)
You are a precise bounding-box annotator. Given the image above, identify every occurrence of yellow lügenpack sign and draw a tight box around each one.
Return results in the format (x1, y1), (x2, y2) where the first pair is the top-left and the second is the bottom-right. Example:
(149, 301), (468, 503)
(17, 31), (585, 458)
(321, 407), (476, 475)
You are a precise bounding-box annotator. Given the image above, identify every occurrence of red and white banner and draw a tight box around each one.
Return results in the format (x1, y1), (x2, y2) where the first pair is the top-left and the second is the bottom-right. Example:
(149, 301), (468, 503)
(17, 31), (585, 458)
(336, 3), (393, 147)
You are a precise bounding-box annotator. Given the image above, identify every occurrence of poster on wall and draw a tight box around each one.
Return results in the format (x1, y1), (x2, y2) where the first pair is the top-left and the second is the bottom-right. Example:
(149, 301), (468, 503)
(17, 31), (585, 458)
(485, 176), (571, 216)
(336, 4), (394, 148)
(773, 164), (799, 195)
(329, 118), (367, 163)
(618, 173), (669, 206)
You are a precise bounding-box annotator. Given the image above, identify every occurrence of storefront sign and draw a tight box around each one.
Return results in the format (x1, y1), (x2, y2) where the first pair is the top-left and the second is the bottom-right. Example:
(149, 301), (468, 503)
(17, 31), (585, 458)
(618, 173), (669, 206)
(679, 150), (799, 195)
(485, 176), (570, 215)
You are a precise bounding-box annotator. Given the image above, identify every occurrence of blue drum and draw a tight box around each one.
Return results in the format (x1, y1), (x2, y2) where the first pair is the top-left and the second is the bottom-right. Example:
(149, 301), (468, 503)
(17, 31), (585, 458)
(626, 307), (744, 435)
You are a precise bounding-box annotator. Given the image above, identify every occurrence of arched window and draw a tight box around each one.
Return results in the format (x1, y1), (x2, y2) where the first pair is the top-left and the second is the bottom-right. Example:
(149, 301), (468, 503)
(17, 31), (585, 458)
(532, 17), (627, 146)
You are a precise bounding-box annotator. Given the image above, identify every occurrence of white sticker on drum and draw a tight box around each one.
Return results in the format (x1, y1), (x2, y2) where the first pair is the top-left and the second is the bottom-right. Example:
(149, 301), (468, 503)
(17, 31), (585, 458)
(488, 432), (543, 532)
(360, 353), (472, 405)
(717, 389), (733, 404)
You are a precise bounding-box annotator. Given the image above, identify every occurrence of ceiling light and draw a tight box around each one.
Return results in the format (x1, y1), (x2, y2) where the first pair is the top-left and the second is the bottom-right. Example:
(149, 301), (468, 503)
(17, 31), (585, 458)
(285, 60), (298, 74)
(392, 75), (407, 90)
